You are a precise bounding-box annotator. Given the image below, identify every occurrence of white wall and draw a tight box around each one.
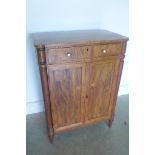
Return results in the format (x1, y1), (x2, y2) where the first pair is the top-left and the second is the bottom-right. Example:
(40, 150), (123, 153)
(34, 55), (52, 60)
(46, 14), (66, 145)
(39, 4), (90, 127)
(100, 0), (129, 93)
(26, 0), (129, 114)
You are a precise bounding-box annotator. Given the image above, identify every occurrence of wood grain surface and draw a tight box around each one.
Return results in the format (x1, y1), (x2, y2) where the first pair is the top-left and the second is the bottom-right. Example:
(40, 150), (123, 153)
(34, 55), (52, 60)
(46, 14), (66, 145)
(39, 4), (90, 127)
(34, 29), (128, 143)
(33, 29), (128, 48)
(47, 63), (85, 131)
(85, 61), (114, 121)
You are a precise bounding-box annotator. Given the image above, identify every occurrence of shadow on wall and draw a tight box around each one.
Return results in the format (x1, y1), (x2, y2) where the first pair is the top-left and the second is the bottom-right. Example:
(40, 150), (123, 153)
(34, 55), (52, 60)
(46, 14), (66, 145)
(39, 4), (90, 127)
(26, 33), (43, 104)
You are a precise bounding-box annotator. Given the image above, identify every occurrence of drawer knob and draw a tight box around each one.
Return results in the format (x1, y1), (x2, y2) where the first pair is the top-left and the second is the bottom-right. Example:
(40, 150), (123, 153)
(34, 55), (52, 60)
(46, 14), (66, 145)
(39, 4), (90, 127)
(102, 49), (107, 53)
(67, 53), (71, 57)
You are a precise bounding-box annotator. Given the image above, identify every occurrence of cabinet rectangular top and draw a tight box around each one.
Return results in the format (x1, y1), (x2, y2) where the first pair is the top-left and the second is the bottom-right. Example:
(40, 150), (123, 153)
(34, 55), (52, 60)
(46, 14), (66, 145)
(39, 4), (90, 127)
(33, 29), (128, 48)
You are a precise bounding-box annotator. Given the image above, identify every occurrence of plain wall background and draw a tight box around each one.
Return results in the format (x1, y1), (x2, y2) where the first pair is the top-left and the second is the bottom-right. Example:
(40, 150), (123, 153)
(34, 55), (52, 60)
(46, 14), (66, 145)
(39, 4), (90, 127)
(26, 0), (129, 114)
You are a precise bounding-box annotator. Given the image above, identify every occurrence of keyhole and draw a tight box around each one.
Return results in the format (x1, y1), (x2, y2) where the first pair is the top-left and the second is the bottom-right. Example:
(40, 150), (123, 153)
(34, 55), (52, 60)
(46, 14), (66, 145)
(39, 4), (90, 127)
(87, 48), (88, 51)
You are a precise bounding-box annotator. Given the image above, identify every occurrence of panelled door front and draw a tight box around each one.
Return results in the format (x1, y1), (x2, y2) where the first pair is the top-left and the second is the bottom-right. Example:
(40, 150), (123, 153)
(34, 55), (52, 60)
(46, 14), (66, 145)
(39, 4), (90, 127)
(47, 63), (85, 133)
(85, 60), (116, 123)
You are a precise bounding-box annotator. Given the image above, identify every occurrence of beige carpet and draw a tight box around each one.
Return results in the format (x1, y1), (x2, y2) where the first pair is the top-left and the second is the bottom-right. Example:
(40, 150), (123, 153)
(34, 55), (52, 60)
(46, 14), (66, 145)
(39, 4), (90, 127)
(26, 94), (129, 155)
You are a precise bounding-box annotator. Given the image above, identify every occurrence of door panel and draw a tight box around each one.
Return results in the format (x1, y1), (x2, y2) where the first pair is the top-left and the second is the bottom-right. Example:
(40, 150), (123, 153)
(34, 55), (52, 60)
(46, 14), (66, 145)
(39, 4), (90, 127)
(47, 63), (85, 130)
(85, 61), (115, 121)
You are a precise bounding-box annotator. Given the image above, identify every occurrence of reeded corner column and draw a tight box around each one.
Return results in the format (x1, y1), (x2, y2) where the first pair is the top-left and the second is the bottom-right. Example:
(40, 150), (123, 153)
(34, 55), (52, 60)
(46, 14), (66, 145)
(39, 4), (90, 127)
(35, 45), (54, 143)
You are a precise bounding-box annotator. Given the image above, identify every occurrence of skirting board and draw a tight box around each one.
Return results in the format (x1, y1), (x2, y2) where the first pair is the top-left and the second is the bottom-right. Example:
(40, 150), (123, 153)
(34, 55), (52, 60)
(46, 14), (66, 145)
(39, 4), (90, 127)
(26, 84), (129, 115)
(118, 84), (129, 96)
(26, 100), (45, 115)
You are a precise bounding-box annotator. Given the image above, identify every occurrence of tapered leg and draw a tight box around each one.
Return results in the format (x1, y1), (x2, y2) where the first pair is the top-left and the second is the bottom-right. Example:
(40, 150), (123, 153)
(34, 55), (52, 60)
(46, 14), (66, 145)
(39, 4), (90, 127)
(107, 113), (114, 128)
(48, 128), (54, 143)
(48, 134), (54, 143)
(108, 119), (113, 128)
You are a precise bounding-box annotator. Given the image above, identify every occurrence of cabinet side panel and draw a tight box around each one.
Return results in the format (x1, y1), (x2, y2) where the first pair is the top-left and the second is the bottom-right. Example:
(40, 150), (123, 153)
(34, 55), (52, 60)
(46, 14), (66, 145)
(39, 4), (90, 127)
(108, 42), (127, 122)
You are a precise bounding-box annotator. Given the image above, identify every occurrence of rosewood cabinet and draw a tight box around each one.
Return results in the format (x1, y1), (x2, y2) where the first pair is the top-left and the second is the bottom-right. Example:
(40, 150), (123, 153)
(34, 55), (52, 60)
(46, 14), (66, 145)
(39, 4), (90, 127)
(33, 29), (128, 143)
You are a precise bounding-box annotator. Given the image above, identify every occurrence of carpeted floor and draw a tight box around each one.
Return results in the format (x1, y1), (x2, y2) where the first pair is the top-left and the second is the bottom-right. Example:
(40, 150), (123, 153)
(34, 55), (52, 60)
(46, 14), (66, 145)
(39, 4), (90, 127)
(26, 94), (129, 155)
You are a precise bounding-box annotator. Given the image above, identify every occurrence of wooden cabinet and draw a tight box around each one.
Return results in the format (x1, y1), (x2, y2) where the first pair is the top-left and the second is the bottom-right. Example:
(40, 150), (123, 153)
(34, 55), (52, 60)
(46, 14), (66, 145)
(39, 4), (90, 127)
(33, 29), (128, 143)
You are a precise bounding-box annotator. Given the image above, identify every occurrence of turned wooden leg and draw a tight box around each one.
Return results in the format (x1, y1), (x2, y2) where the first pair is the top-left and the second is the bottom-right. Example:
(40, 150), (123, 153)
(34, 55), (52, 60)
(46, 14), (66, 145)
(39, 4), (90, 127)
(48, 133), (54, 143)
(48, 127), (54, 143)
(108, 119), (113, 128)
(107, 113), (114, 128)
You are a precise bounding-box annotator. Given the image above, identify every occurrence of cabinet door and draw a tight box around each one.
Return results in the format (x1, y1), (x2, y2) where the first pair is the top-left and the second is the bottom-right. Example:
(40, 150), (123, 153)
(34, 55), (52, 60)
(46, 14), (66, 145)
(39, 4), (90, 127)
(85, 60), (116, 123)
(47, 63), (85, 133)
